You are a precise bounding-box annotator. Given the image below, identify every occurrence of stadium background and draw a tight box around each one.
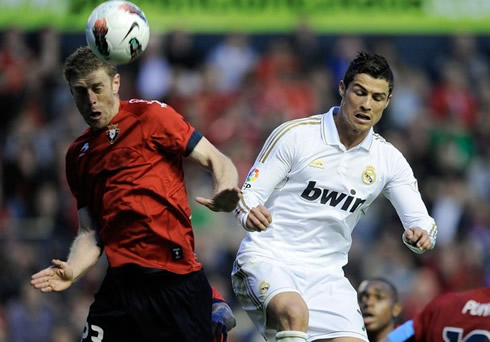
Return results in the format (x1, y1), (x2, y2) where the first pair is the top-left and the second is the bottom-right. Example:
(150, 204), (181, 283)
(0, 0), (489, 341)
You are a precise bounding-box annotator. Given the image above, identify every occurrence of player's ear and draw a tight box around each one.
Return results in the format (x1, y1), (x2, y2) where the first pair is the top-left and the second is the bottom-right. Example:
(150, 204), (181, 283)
(338, 80), (346, 98)
(384, 94), (392, 109)
(392, 302), (402, 319)
(67, 81), (74, 95)
(112, 73), (121, 94)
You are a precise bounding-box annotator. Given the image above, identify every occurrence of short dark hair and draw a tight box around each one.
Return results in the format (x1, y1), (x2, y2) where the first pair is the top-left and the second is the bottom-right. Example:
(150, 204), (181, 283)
(63, 46), (117, 84)
(343, 51), (394, 95)
(370, 277), (399, 303)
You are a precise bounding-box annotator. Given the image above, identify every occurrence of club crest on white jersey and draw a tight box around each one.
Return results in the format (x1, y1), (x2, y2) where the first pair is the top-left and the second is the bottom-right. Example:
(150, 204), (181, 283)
(361, 165), (376, 185)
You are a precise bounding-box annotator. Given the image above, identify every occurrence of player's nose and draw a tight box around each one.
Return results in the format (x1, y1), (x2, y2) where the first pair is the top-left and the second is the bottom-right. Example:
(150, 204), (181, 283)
(360, 97), (372, 111)
(87, 89), (97, 104)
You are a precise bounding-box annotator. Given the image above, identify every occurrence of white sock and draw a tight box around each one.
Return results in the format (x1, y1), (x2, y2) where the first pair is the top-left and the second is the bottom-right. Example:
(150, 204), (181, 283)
(275, 330), (308, 341)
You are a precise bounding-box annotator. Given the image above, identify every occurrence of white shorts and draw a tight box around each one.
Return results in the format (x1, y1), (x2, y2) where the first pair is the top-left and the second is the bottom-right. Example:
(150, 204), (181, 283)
(231, 255), (368, 341)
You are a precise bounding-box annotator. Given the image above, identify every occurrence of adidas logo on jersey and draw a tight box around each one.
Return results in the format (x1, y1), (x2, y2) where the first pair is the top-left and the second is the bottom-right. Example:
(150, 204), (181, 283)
(309, 159), (324, 169)
(79, 143), (90, 157)
(300, 181), (366, 213)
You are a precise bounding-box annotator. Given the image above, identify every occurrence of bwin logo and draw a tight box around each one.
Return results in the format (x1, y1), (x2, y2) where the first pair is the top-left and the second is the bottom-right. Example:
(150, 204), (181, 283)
(300, 181), (366, 213)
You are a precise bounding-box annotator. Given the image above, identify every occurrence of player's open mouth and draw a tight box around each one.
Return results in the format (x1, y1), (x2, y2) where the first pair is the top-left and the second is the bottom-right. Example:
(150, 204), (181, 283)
(90, 111), (102, 119)
(362, 313), (375, 324)
(355, 113), (371, 121)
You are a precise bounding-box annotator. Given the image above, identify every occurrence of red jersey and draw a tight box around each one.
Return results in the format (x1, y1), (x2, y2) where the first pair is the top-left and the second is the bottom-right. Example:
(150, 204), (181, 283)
(65, 99), (203, 274)
(414, 287), (490, 341)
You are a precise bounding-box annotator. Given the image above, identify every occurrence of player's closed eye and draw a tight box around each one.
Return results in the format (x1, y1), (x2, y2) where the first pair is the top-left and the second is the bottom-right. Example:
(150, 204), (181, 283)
(73, 87), (85, 94)
(355, 90), (366, 97)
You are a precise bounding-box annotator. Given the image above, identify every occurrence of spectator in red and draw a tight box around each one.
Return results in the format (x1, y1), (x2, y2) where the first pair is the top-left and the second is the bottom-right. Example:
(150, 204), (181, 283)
(429, 60), (478, 128)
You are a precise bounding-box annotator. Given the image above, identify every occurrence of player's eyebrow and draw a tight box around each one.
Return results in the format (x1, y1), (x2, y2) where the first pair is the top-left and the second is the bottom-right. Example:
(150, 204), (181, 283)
(353, 82), (388, 98)
(89, 81), (104, 88)
(73, 81), (104, 90)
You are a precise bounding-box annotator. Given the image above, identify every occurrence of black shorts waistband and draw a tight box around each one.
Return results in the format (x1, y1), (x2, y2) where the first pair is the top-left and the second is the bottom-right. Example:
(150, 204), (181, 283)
(107, 264), (202, 287)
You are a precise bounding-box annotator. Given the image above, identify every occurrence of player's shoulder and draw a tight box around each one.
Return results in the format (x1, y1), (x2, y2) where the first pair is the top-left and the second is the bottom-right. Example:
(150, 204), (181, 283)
(473, 286), (490, 298)
(259, 115), (323, 160)
(454, 287), (490, 302)
(121, 99), (186, 129)
(426, 287), (490, 311)
(370, 132), (404, 157)
(371, 132), (393, 148)
(122, 99), (173, 117)
(272, 114), (323, 137)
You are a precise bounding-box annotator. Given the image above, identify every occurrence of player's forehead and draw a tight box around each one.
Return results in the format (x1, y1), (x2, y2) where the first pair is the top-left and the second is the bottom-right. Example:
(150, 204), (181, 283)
(349, 73), (390, 95)
(70, 69), (111, 88)
(358, 279), (392, 295)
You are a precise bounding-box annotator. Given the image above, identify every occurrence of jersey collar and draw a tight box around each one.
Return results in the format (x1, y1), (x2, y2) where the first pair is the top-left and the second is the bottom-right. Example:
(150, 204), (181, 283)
(321, 106), (374, 151)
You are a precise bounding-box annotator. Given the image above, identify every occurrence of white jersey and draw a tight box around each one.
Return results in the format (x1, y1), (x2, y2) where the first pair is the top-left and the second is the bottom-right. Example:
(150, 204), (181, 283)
(234, 107), (437, 269)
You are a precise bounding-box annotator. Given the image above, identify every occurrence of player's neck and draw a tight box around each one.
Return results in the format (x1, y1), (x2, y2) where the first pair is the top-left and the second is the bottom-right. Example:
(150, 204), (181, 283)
(368, 324), (395, 342)
(109, 97), (121, 121)
(333, 114), (367, 150)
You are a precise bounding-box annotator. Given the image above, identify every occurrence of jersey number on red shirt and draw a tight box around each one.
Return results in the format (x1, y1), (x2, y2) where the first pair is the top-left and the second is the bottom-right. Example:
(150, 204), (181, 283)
(443, 327), (490, 342)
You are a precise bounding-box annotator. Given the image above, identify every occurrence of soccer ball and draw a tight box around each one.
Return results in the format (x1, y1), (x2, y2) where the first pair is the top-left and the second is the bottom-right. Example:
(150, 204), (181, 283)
(86, 1), (150, 65)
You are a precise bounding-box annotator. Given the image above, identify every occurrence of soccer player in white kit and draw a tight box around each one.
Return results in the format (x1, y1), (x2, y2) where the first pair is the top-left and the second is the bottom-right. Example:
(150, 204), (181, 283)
(232, 52), (437, 342)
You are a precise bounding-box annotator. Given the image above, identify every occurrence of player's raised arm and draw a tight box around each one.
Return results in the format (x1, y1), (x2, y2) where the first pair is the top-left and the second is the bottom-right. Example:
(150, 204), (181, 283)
(234, 118), (300, 232)
(383, 153), (437, 254)
(190, 136), (242, 212)
(30, 207), (101, 292)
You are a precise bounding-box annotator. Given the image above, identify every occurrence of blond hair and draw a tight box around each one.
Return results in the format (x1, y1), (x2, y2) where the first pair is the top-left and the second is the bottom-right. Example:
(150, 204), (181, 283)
(63, 46), (117, 84)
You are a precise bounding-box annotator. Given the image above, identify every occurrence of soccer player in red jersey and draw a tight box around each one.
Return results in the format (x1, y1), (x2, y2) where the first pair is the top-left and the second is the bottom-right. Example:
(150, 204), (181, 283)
(383, 287), (490, 342)
(30, 46), (241, 341)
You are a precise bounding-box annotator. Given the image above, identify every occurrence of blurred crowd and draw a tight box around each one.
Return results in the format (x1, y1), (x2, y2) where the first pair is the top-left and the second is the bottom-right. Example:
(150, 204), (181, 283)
(0, 24), (489, 341)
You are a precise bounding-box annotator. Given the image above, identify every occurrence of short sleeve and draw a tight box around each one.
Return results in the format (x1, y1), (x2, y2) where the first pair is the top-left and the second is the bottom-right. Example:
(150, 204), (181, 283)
(146, 103), (198, 155)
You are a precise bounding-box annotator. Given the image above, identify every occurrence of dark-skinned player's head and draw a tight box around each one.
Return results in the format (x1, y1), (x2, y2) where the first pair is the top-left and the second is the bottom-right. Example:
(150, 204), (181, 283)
(358, 278), (402, 341)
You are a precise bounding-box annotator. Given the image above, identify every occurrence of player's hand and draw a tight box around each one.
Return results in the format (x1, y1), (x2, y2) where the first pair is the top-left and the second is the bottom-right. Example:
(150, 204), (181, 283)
(403, 227), (433, 253)
(245, 205), (272, 232)
(212, 302), (236, 342)
(195, 187), (242, 212)
(30, 259), (75, 293)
